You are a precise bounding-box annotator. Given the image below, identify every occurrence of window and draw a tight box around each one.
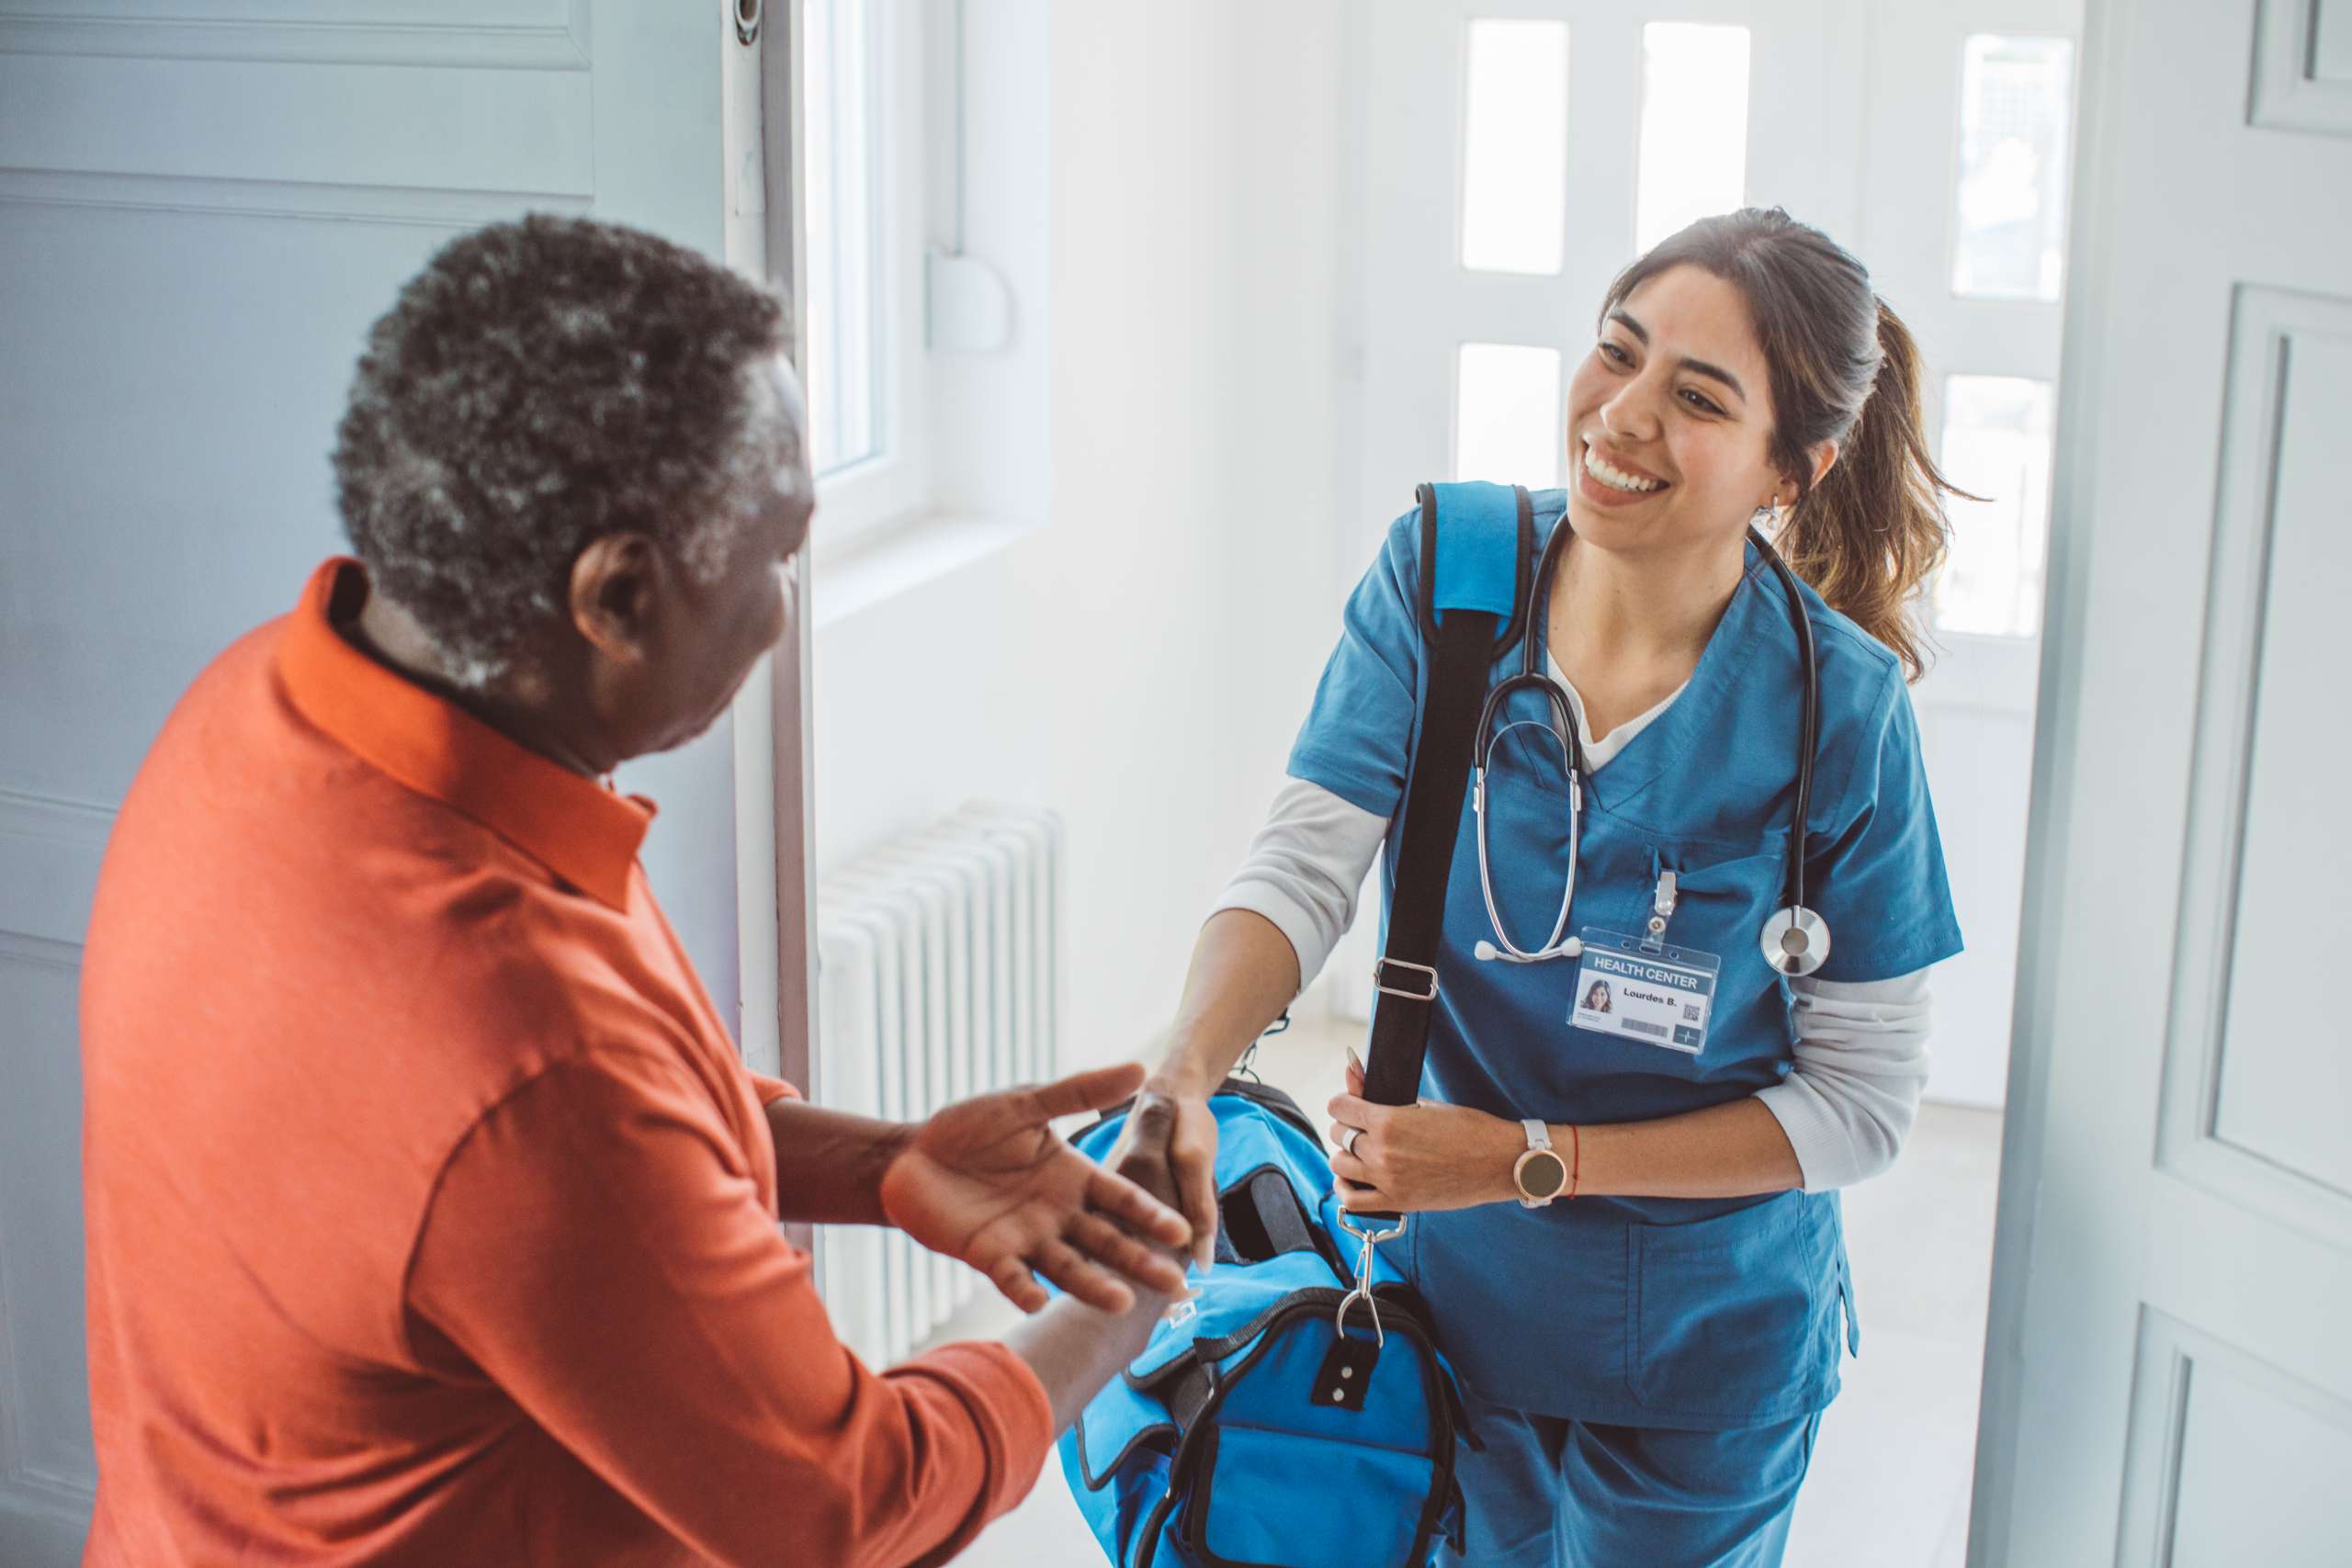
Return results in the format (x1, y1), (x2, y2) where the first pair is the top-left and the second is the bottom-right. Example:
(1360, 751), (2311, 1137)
(1455, 344), (1563, 487)
(801, 0), (929, 550)
(1635, 23), (1750, 254)
(1934, 374), (2055, 637)
(803, 0), (883, 476)
(1951, 35), (2075, 301)
(1460, 19), (1569, 276)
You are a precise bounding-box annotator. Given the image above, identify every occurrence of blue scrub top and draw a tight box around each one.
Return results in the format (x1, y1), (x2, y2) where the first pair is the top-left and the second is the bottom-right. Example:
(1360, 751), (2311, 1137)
(1288, 493), (1963, 1428)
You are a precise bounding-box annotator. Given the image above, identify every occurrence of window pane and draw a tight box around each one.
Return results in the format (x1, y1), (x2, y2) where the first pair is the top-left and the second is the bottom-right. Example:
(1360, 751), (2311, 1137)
(1456, 344), (1562, 487)
(1461, 19), (1569, 276)
(1952, 35), (2075, 302)
(1935, 375), (2055, 637)
(1635, 23), (1750, 255)
(804, 0), (882, 476)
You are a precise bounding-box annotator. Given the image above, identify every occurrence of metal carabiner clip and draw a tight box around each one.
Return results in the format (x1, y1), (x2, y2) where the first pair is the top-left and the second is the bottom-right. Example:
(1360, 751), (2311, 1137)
(1333, 1210), (1408, 1347)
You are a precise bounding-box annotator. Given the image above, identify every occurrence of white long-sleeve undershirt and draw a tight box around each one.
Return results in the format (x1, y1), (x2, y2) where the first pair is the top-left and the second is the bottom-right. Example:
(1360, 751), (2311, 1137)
(1216, 662), (1935, 1192)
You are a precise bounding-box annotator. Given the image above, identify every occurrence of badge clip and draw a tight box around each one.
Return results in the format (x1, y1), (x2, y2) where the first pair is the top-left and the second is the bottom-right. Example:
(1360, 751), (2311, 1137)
(1642, 871), (1679, 953)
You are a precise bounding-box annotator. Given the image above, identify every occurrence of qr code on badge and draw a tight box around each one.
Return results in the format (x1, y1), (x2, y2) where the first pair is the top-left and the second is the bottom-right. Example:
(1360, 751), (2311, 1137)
(1681, 1002), (1702, 1022)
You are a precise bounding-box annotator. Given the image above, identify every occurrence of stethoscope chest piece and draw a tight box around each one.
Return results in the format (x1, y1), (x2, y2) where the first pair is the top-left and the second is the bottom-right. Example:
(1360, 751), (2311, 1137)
(1759, 906), (1831, 977)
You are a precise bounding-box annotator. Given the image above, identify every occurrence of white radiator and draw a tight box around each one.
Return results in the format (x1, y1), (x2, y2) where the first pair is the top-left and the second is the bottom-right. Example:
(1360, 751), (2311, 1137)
(813, 803), (1064, 1368)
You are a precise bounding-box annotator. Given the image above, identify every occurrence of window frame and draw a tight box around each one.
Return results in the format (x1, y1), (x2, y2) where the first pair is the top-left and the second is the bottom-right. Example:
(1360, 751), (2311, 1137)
(1932, 368), (2059, 641)
(1631, 18), (1755, 257)
(1457, 15), (1572, 278)
(1918, 21), (2079, 640)
(1944, 30), (2078, 307)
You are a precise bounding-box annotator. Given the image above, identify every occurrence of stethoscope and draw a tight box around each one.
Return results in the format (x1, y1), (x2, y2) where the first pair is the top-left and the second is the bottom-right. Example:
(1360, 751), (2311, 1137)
(1468, 504), (1832, 978)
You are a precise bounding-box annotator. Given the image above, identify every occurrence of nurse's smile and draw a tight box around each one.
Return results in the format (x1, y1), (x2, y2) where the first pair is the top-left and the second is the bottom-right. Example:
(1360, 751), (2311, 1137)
(1576, 438), (1670, 508)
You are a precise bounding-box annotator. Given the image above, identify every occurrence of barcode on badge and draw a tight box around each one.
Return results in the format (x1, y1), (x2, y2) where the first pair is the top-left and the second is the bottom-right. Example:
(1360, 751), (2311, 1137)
(1682, 1002), (1702, 1022)
(1623, 1018), (1668, 1039)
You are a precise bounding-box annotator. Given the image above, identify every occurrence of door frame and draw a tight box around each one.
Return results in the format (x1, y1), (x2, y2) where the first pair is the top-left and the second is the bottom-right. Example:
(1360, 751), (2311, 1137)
(1970, 0), (2119, 1553)
(759, 0), (820, 1249)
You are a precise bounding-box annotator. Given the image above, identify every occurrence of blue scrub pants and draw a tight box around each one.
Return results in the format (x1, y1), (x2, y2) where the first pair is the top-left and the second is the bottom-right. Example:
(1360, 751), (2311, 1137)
(1438, 1393), (1820, 1567)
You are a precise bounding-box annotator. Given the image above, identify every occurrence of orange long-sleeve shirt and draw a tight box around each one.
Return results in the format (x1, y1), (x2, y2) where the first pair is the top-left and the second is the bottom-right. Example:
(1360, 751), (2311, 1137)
(77, 559), (1050, 1566)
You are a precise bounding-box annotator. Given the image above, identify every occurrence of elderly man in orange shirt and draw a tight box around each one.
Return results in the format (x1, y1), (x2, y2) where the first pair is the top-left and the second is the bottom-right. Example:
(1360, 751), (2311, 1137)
(77, 215), (1192, 1567)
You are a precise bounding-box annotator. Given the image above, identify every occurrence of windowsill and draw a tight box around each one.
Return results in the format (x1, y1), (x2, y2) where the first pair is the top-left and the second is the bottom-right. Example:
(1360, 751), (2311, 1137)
(811, 511), (1042, 629)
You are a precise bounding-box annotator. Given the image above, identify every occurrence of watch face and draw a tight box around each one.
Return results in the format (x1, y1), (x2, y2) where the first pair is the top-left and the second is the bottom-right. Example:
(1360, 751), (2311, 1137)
(1521, 1149), (1567, 1200)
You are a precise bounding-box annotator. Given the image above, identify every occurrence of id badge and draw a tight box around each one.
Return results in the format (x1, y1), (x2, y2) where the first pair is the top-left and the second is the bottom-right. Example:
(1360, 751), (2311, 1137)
(1569, 927), (1721, 1055)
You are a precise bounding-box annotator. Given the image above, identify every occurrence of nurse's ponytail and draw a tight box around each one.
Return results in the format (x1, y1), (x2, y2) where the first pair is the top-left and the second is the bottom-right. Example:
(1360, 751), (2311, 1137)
(1601, 209), (1976, 681)
(1773, 301), (1966, 682)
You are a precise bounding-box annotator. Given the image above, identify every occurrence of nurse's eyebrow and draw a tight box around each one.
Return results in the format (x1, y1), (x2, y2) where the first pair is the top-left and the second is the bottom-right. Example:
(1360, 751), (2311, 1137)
(1606, 309), (1749, 405)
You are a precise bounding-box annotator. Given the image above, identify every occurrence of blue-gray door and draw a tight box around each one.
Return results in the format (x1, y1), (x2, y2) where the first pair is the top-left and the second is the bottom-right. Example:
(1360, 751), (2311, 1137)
(0, 7), (757, 1560)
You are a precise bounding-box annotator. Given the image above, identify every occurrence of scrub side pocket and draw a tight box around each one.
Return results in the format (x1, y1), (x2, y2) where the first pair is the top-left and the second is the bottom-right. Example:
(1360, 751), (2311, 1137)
(1624, 1190), (1840, 1422)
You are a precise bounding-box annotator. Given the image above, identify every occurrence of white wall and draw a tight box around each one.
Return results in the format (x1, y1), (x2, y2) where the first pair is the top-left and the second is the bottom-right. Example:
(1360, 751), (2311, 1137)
(811, 1), (1352, 1074)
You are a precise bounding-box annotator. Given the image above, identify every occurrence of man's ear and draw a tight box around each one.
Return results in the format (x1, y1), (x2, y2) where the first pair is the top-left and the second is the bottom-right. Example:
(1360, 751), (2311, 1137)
(568, 533), (662, 661)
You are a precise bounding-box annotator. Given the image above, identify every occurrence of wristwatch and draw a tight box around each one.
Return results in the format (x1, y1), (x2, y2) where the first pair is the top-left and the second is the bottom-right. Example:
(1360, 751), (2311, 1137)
(1512, 1119), (1568, 1208)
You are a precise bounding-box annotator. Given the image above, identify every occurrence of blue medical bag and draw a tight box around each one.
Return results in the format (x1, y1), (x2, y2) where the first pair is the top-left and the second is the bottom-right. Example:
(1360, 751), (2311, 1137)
(1057, 1079), (1476, 1568)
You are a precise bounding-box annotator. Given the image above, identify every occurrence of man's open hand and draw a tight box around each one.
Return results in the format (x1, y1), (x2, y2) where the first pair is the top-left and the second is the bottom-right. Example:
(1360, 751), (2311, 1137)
(878, 1064), (1193, 1314)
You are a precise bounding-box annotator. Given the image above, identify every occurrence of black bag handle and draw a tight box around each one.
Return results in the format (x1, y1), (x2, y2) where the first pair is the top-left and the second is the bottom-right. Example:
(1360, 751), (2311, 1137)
(1358, 484), (1526, 1116)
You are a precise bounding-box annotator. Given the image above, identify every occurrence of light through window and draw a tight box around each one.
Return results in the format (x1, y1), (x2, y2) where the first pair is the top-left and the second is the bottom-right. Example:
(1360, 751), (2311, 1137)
(1460, 19), (1569, 276)
(1935, 374), (2055, 637)
(803, 0), (882, 476)
(1952, 35), (2075, 301)
(1455, 344), (1563, 488)
(1635, 23), (1750, 255)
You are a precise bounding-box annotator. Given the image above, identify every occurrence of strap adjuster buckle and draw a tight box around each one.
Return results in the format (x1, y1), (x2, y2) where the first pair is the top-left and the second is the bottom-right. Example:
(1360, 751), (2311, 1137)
(1372, 957), (1440, 1002)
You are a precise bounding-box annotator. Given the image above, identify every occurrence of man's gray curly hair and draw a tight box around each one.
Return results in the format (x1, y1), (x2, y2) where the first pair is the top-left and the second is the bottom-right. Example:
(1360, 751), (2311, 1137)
(333, 214), (796, 687)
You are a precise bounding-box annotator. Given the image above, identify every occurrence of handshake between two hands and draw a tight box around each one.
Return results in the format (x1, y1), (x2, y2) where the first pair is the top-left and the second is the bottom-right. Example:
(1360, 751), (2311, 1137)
(884, 1055), (1524, 1318)
(875, 1062), (1196, 1316)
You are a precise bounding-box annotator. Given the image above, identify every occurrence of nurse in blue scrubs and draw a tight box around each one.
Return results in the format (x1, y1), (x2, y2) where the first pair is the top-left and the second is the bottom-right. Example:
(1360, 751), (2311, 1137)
(1113, 209), (1969, 1566)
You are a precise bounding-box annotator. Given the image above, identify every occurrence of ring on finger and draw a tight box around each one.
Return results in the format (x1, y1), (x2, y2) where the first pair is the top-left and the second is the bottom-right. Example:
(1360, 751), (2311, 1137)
(1336, 1124), (1363, 1156)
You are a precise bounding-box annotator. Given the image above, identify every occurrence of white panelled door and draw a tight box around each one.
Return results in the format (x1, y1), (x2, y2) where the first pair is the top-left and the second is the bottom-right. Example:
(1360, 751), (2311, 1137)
(1975, 0), (2352, 1561)
(0, 9), (749, 1562)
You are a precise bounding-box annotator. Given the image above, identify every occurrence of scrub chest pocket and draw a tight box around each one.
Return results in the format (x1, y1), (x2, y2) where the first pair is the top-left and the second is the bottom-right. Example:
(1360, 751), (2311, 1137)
(1544, 820), (1801, 1080)
(1648, 839), (1803, 1062)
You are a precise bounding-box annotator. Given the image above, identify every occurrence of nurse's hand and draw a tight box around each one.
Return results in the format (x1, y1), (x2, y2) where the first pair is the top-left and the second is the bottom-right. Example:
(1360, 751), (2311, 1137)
(1328, 1055), (1522, 1214)
(1103, 1080), (1222, 1271)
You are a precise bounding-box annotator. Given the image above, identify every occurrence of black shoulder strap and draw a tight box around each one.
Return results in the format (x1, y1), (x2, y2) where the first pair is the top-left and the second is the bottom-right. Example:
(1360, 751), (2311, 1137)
(1360, 484), (1511, 1111)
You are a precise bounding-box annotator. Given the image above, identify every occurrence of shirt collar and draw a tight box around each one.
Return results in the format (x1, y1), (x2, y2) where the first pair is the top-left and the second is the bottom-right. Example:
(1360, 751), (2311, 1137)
(276, 558), (653, 909)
